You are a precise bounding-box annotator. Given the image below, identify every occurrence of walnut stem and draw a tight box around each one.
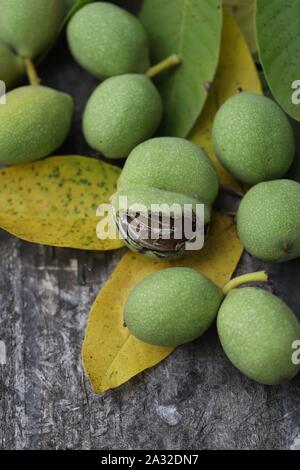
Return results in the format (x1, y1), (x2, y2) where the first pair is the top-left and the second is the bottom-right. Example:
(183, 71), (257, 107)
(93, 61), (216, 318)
(146, 54), (181, 79)
(24, 58), (41, 86)
(223, 271), (268, 295)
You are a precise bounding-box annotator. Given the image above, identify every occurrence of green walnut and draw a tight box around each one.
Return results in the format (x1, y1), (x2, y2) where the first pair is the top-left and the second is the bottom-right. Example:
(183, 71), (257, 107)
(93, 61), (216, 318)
(212, 92), (295, 184)
(237, 179), (300, 263)
(0, 85), (73, 165)
(125, 268), (224, 347)
(125, 269), (268, 347)
(83, 74), (163, 159)
(111, 137), (219, 258)
(217, 287), (300, 385)
(0, 0), (64, 59)
(0, 42), (24, 89)
(67, 2), (150, 79)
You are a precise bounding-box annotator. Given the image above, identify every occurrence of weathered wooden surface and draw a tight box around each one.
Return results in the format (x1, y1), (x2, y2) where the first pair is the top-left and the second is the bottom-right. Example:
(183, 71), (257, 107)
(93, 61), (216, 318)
(0, 0), (300, 451)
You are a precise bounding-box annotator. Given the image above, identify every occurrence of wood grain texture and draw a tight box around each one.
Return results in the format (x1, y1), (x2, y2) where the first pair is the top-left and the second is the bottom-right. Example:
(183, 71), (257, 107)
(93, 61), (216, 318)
(0, 0), (300, 450)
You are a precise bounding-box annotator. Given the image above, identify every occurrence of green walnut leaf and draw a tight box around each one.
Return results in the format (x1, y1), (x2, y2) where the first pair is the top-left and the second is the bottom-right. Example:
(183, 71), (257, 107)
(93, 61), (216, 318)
(140, 0), (223, 137)
(256, 0), (300, 122)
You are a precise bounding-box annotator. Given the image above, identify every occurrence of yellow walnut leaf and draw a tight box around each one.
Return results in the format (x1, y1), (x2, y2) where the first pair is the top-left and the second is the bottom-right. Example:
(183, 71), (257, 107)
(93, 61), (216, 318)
(0, 156), (123, 250)
(82, 212), (243, 393)
(224, 0), (257, 53)
(189, 7), (262, 191)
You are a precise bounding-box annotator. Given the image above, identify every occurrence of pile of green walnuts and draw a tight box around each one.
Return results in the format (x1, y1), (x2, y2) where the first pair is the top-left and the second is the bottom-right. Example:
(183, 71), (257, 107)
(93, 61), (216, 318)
(0, 1), (300, 386)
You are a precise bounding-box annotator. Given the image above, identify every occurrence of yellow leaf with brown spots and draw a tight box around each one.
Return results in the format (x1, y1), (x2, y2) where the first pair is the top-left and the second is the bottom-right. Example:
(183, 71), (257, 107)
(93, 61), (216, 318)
(0, 156), (123, 250)
(224, 0), (257, 53)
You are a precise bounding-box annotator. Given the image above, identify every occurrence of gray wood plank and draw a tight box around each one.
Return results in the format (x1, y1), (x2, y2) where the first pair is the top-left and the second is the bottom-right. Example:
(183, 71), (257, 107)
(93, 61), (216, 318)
(1, 229), (299, 450)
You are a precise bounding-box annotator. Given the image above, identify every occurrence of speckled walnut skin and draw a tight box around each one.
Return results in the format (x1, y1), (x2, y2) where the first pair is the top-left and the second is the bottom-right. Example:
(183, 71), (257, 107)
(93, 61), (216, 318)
(237, 180), (300, 263)
(0, 0), (64, 59)
(67, 2), (150, 79)
(125, 267), (224, 347)
(217, 287), (300, 385)
(0, 86), (73, 165)
(83, 74), (162, 159)
(212, 92), (295, 185)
